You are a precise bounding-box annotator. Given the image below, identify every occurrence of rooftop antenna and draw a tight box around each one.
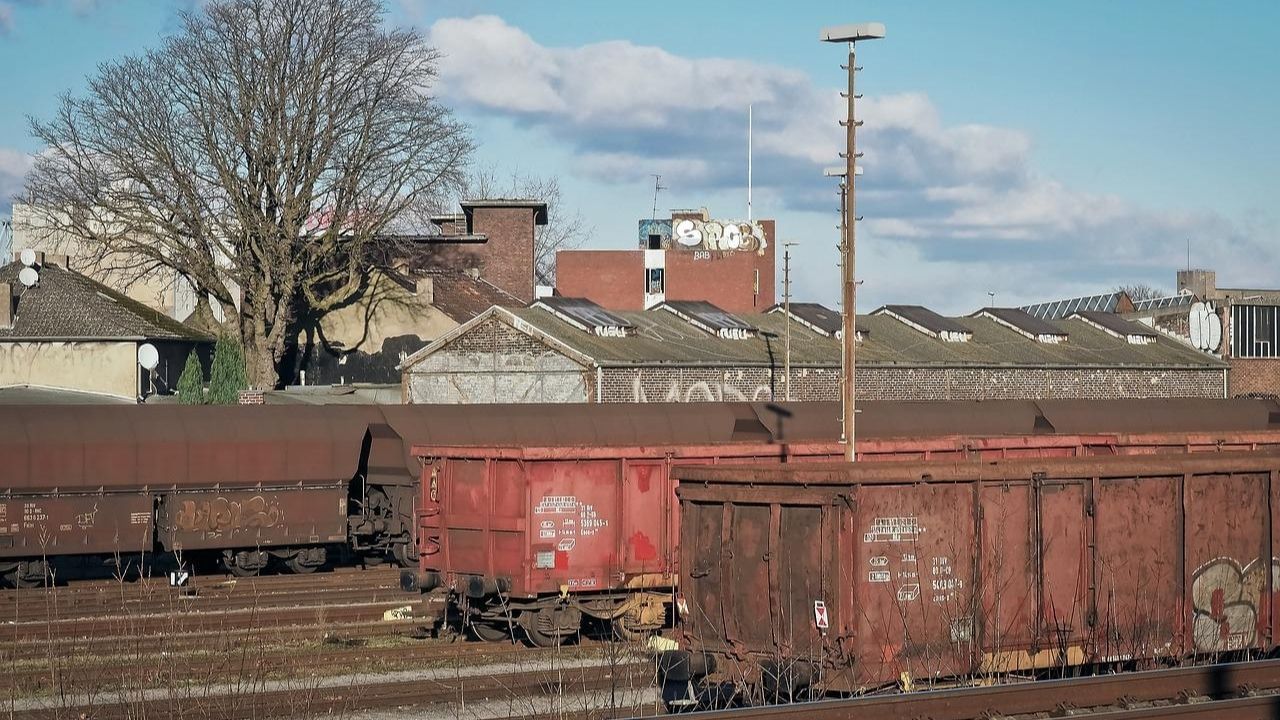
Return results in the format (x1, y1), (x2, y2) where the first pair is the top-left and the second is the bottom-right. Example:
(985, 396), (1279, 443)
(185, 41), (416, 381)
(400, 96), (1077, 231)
(650, 174), (665, 222)
(747, 104), (753, 223)
(1186, 238), (1190, 271)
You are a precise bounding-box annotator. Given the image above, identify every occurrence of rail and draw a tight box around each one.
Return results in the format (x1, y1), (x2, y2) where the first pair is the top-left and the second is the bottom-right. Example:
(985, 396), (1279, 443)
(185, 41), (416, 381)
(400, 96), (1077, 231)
(681, 658), (1280, 719)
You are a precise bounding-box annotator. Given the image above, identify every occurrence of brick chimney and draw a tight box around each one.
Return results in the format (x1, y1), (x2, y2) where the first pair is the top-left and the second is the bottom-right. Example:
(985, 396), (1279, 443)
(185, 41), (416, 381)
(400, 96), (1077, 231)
(460, 200), (548, 303)
(0, 282), (12, 329)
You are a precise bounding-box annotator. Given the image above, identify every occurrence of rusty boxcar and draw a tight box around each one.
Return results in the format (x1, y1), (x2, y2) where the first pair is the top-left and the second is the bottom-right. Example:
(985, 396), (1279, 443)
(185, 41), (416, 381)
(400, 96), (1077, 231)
(405, 399), (1280, 645)
(662, 451), (1280, 706)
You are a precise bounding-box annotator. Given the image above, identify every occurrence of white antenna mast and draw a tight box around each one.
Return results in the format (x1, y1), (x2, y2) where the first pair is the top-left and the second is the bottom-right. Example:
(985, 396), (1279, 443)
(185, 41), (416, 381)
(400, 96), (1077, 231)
(747, 104), (753, 222)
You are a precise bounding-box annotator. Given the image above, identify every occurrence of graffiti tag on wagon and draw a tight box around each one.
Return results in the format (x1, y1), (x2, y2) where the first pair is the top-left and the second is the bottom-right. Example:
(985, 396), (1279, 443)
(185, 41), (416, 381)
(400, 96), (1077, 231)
(174, 495), (283, 534)
(1191, 556), (1280, 652)
(863, 516), (924, 543)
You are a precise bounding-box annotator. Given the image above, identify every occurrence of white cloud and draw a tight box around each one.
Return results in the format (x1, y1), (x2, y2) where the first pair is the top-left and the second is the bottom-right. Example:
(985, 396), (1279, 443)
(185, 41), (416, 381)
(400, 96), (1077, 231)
(0, 148), (33, 215)
(424, 15), (1277, 311)
(0, 3), (13, 33)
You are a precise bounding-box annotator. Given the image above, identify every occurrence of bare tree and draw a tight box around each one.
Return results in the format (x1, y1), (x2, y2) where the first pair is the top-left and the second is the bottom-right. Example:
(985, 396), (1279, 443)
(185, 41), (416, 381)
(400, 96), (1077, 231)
(464, 165), (591, 285)
(1115, 284), (1167, 302)
(24, 0), (471, 388)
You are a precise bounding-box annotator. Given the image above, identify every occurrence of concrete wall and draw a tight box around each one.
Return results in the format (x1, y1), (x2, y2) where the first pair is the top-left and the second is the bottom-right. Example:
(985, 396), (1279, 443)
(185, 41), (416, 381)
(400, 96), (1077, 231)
(0, 341), (138, 400)
(404, 315), (588, 403)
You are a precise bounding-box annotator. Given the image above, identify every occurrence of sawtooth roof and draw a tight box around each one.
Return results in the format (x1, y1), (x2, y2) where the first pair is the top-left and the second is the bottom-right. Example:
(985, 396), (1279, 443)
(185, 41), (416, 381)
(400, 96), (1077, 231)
(402, 304), (1227, 371)
(0, 262), (212, 342)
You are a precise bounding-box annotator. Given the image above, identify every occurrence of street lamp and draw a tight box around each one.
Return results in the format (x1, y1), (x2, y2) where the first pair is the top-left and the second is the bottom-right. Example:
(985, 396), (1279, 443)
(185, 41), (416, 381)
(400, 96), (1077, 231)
(821, 21), (884, 462)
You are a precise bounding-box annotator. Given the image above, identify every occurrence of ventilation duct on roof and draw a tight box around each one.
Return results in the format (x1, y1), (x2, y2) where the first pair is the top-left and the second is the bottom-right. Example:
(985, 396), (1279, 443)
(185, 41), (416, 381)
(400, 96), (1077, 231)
(534, 297), (635, 337)
(1071, 311), (1158, 345)
(973, 307), (1068, 344)
(875, 305), (972, 342)
(658, 300), (757, 339)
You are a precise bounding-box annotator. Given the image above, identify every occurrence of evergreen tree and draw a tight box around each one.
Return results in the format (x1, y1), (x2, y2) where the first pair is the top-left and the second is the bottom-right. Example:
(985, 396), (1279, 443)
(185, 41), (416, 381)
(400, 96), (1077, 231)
(176, 351), (205, 405)
(207, 335), (249, 404)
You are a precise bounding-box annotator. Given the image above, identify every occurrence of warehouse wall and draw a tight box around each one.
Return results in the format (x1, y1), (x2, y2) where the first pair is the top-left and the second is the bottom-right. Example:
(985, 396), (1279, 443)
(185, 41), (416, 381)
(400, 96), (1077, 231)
(403, 316), (588, 404)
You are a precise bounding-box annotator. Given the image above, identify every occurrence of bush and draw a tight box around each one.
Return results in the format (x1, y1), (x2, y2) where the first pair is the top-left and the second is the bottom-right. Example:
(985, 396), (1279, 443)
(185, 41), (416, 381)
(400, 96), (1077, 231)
(176, 351), (205, 404)
(207, 335), (249, 404)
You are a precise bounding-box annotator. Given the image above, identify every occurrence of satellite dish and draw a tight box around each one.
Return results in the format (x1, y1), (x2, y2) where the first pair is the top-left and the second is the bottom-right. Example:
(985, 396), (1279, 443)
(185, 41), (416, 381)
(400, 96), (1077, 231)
(137, 343), (160, 371)
(17, 267), (39, 288)
(19, 248), (36, 267)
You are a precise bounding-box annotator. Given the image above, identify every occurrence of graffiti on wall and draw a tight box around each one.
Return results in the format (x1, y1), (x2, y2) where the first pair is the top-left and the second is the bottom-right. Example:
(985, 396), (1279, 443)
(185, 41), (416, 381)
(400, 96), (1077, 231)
(631, 376), (773, 403)
(174, 495), (283, 534)
(673, 218), (768, 255)
(1190, 556), (1279, 651)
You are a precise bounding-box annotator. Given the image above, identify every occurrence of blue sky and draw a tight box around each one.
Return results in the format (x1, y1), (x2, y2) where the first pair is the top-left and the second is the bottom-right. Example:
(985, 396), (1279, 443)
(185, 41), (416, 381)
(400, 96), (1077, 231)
(1, 0), (1276, 311)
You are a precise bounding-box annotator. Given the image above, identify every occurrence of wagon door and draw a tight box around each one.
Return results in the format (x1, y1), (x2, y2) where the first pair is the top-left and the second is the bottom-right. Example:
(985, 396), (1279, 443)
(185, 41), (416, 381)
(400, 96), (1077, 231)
(1184, 468), (1271, 655)
(1034, 474), (1091, 665)
(853, 481), (978, 685)
(1093, 473), (1180, 662)
(620, 460), (671, 584)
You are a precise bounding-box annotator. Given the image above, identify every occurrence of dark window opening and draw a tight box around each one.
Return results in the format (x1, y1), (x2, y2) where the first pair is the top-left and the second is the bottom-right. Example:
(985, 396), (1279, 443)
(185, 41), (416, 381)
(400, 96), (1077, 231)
(647, 234), (663, 249)
(647, 268), (665, 294)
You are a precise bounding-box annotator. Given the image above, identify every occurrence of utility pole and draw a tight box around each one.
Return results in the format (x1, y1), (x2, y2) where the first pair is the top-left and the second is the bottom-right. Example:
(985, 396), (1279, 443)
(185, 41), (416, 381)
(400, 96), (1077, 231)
(783, 241), (797, 401)
(822, 22), (884, 462)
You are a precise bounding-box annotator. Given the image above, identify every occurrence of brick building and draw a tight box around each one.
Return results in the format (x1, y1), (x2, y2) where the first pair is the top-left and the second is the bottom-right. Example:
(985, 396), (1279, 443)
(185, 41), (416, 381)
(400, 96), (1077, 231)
(1023, 269), (1280, 399)
(555, 208), (775, 313)
(1176, 269), (1280, 398)
(399, 298), (1226, 404)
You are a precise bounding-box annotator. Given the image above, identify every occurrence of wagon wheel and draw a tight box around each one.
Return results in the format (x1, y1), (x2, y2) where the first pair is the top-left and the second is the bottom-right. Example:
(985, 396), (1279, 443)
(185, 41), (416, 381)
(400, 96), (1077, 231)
(470, 621), (515, 643)
(612, 612), (654, 643)
(5, 567), (43, 589)
(523, 623), (568, 648)
(226, 562), (261, 578)
(285, 555), (318, 574)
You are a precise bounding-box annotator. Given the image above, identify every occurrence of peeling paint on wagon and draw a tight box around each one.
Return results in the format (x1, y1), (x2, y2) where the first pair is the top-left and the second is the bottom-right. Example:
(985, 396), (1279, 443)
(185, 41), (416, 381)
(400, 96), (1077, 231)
(671, 452), (1280, 697)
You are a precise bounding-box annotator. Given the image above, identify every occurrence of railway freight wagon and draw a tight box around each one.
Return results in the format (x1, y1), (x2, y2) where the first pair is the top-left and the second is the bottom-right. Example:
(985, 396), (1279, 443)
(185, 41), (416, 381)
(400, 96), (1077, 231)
(403, 399), (1280, 645)
(0, 402), (848, 587)
(662, 451), (1280, 707)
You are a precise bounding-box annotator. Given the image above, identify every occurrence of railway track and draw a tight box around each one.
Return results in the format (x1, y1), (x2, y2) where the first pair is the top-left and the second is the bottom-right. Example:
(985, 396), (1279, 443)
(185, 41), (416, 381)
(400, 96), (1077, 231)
(3, 649), (659, 720)
(0, 566), (402, 620)
(683, 657), (1280, 720)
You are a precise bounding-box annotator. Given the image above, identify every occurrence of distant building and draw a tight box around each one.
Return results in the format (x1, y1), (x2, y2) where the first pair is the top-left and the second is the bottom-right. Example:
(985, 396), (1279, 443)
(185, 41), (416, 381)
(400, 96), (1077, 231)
(555, 208), (775, 313)
(0, 254), (212, 402)
(1022, 269), (1280, 399)
(15, 199), (547, 386)
(399, 297), (1225, 404)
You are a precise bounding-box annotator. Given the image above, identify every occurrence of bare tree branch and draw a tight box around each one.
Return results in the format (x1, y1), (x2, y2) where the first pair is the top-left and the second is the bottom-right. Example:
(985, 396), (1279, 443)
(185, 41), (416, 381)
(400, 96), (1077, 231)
(463, 164), (592, 285)
(23, 0), (471, 387)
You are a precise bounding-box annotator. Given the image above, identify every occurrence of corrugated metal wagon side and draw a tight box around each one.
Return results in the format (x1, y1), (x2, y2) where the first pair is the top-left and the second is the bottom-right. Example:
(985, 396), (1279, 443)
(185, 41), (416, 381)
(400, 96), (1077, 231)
(666, 451), (1280, 706)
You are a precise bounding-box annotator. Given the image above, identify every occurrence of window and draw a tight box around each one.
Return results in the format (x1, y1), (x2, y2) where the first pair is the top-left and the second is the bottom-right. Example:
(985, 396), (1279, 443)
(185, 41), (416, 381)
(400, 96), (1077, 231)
(1232, 305), (1280, 358)
(647, 234), (663, 250)
(646, 268), (665, 294)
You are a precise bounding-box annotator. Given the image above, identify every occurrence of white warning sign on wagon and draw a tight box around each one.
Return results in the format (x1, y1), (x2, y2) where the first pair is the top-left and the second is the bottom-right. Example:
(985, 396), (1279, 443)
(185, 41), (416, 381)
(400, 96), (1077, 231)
(813, 600), (829, 629)
(863, 516), (923, 543)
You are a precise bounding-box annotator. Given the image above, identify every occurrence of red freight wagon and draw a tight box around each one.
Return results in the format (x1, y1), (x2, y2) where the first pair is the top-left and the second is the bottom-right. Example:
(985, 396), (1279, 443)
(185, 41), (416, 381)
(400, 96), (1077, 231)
(409, 441), (841, 645)
(407, 422), (1280, 646)
(663, 451), (1280, 706)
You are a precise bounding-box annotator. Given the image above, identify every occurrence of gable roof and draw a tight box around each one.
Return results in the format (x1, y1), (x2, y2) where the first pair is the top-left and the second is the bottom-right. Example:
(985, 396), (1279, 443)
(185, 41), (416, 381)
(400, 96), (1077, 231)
(0, 262), (212, 342)
(400, 304), (1227, 371)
